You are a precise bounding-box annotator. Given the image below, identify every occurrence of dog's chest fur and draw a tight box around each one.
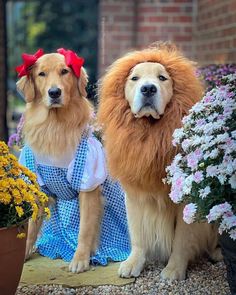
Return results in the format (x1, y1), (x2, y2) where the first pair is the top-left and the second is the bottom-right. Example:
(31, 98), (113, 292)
(126, 190), (177, 263)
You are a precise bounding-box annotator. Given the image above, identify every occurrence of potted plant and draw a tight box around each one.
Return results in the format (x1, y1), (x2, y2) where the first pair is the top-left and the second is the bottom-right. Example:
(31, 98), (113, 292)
(165, 74), (236, 294)
(0, 141), (50, 295)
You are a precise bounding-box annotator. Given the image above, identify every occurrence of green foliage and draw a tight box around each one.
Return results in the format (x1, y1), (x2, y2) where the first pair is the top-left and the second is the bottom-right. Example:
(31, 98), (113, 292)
(7, 0), (98, 94)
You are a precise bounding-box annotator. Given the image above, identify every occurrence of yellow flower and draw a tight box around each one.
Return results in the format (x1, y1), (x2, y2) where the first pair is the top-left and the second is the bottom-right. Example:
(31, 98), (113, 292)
(22, 191), (35, 204)
(39, 192), (48, 204)
(0, 192), (11, 204)
(0, 156), (9, 166)
(15, 205), (24, 217)
(0, 168), (5, 177)
(12, 189), (22, 204)
(9, 168), (20, 176)
(44, 207), (51, 219)
(15, 178), (27, 189)
(0, 141), (9, 155)
(199, 162), (205, 168)
(8, 154), (18, 162)
(0, 179), (10, 190)
(8, 177), (16, 186)
(17, 233), (26, 239)
(31, 203), (39, 221)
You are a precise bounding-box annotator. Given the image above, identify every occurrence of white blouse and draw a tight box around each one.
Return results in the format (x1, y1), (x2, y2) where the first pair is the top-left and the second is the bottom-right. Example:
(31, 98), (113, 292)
(19, 135), (108, 192)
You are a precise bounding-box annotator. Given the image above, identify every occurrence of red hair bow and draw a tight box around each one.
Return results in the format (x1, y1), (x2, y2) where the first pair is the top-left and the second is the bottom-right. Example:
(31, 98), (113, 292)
(15, 49), (44, 78)
(57, 48), (84, 78)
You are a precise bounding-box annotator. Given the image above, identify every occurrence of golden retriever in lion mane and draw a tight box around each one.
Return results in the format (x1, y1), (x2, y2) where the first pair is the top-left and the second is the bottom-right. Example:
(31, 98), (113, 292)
(98, 43), (222, 280)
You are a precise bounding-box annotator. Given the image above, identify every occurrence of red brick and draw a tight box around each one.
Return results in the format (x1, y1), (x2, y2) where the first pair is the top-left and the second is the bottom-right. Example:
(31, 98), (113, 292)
(148, 16), (169, 22)
(161, 6), (180, 13)
(138, 6), (158, 13)
(173, 35), (192, 42)
(172, 16), (192, 22)
(138, 26), (157, 33)
(114, 15), (134, 22)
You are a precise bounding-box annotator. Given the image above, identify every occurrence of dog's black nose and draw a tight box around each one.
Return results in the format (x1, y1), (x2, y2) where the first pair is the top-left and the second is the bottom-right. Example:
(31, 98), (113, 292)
(141, 84), (157, 97)
(48, 87), (61, 99)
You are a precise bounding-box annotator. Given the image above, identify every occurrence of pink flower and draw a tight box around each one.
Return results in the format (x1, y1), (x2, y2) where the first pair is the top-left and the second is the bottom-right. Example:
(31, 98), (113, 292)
(181, 139), (191, 151)
(229, 228), (236, 240)
(194, 149), (203, 160)
(187, 153), (198, 170)
(183, 203), (197, 224)
(196, 119), (205, 127)
(207, 202), (232, 222)
(176, 177), (183, 189)
(169, 190), (182, 203)
(193, 171), (203, 183)
(206, 165), (218, 177)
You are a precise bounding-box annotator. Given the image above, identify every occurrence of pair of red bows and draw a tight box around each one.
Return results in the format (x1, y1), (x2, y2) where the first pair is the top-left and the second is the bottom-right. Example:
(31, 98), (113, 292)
(15, 48), (84, 78)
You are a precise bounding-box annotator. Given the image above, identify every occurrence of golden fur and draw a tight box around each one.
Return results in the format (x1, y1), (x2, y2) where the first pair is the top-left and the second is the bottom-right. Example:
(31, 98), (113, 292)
(17, 53), (103, 273)
(17, 54), (91, 158)
(98, 44), (222, 280)
(98, 44), (203, 193)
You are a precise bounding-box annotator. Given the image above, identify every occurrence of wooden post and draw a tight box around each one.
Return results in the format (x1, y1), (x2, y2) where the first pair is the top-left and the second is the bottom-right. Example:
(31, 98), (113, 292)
(0, 0), (8, 141)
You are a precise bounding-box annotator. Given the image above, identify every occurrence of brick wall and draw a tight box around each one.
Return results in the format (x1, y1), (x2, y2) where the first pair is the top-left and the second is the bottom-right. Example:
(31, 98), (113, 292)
(194, 0), (236, 64)
(136, 0), (194, 55)
(99, 0), (236, 75)
(98, 0), (137, 74)
(99, 0), (195, 75)
(0, 0), (8, 141)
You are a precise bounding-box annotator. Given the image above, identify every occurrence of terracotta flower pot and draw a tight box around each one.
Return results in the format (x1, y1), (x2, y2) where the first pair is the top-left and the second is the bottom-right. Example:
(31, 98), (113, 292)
(0, 221), (28, 295)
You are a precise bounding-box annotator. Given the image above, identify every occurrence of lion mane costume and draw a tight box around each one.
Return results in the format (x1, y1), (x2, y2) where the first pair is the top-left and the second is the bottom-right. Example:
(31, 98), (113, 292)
(98, 43), (221, 280)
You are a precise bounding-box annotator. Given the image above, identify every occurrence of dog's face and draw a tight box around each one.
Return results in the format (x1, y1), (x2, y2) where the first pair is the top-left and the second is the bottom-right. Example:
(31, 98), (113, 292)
(125, 62), (173, 119)
(17, 53), (87, 108)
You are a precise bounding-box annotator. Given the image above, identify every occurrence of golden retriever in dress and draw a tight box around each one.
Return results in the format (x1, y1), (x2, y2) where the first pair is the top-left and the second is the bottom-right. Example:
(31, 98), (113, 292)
(98, 43), (222, 280)
(17, 53), (103, 273)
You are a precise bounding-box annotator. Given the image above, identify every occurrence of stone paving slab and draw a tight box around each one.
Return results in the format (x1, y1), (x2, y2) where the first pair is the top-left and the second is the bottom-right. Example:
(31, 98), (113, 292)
(19, 254), (134, 287)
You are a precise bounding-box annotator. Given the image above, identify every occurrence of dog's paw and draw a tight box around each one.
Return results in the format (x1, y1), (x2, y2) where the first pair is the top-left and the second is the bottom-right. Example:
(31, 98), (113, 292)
(161, 265), (186, 281)
(25, 240), (35, 261)
(69, 257), (90, 273)
(210, 247), (223, 262)
(118, 256), (145, 278)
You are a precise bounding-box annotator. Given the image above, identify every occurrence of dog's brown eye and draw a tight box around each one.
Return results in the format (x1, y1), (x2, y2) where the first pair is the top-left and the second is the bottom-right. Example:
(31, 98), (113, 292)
(61, 69), (69, 75)
(131, 76), (139, 81)
(38, 72), (46, 77)
(159, 75), (167, 81)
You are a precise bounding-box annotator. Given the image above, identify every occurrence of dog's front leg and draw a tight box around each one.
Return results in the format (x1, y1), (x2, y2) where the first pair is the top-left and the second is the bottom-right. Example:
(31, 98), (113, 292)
(118, 194), (146, 278)
(25, 205), (45, 260)
(69, 186), (103, 273)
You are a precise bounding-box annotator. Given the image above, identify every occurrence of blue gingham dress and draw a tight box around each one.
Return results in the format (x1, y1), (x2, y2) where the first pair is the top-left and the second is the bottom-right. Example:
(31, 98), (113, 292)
(19, 131), (130, 265)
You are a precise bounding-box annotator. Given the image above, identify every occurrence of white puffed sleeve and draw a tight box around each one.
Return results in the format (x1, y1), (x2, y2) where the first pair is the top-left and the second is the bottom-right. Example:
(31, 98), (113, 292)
(67, 136), (107, 192)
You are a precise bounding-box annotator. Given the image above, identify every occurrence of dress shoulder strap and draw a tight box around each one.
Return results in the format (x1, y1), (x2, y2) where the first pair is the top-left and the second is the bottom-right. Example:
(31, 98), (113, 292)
(70, 129), (89, 192)
(23, 145), (36, 173)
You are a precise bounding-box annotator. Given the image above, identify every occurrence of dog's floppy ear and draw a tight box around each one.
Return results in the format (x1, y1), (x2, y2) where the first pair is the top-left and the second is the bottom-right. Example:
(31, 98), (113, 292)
(78, 67), (88, 98)
(16, 76), (35, 102)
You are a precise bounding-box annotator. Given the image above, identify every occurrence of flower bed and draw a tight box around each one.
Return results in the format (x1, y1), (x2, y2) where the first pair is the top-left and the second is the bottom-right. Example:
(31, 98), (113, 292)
(165, 74), (236, 239)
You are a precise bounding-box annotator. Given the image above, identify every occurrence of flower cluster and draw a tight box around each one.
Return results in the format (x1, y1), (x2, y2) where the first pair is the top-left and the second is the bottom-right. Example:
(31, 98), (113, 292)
(166, 74), (236, 240)
(8, 114), (24, 149)
(197, 64), (236, 92)
(0, 141), (50, 231)
(90, 111), (103, 142)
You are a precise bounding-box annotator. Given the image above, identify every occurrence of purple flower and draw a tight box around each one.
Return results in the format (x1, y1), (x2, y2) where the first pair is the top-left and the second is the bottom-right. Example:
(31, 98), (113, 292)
(187, 153), (198, 170)
(183, 203), (197, 224)
(193, 171), (203, 183)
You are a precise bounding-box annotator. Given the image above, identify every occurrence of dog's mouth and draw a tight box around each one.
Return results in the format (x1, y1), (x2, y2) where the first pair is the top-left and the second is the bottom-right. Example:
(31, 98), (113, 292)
(48, 97), (63, 108)
(134, 105), (161, 119)
(49, 102), (63, 108)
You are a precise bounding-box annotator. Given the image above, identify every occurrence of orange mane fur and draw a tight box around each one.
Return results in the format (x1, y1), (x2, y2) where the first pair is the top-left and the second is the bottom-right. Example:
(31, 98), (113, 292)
(98, 45), (203, 193)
